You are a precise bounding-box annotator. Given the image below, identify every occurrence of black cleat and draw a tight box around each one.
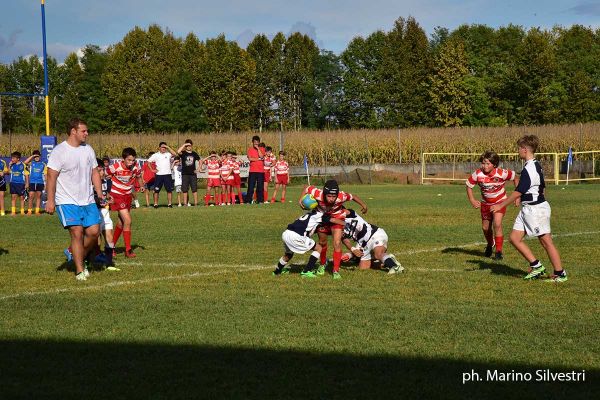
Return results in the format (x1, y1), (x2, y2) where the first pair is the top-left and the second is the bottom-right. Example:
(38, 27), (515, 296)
(494, 251), (503, 261)
(484, 245), (493, 258)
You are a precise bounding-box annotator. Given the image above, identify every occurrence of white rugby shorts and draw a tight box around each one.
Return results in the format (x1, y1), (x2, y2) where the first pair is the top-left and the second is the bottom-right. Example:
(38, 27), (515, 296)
(282, 230), (315, 254)
(359, 229), (389, 261)
(100, 207), (113, 231)
(513, 201), (551, 237)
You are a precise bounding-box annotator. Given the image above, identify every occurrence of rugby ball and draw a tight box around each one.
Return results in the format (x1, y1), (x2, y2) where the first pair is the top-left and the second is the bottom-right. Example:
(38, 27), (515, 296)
(301, 194), (318, 210)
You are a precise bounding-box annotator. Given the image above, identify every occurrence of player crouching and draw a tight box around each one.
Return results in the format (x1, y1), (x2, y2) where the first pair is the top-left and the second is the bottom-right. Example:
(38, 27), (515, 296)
(273, 209), (332, 278)
(333, 209), (404, 274)
(106, 147), (145, 258)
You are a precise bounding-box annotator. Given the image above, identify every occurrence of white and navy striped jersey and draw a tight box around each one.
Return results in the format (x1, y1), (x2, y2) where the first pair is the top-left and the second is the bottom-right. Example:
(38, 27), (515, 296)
(287, 210), (331, 237)
(516, 159), (546, 205)
(342, 210), (379, 248)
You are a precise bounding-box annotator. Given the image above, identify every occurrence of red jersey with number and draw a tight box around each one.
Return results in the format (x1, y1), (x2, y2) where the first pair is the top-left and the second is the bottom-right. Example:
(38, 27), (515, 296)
(107, 161), (141, 196)
(274, 160), (289, 175)
(466, 168), (516, 205)
(306, 185), (353, 217)
(203, 159), (221, 179)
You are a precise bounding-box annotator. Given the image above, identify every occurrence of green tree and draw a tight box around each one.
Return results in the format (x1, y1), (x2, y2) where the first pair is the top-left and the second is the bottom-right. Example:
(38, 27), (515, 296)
(247, 34), (275, 131)
(428, 39), (471, 126)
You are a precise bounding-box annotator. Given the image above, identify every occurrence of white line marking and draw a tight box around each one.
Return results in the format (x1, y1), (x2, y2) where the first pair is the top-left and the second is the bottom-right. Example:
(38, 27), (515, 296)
(1, 230), (598, 301)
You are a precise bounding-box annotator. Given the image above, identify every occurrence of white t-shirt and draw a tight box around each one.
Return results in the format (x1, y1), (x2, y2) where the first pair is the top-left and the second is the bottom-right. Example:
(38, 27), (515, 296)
(148, 151), (173, 175)
(172, 165), (182, 186)
(47, 141), (97, 206)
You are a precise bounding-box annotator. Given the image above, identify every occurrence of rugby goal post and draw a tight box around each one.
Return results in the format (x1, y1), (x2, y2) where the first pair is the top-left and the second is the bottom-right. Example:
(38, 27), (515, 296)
(421, 151), (600, 185)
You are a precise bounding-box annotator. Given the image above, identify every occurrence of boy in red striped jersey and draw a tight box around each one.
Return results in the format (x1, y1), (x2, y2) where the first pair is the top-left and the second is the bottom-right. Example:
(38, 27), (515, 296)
(231, 152), (244, 204)
(106, 147), (145, 258)
(200, 152), (221, 206)
(219, 151), (233, 205)
(466, 150), (518, 260)
(262, 146), (276, 204)
(299, 180), (368, 279)
(271, 151), (289, 203)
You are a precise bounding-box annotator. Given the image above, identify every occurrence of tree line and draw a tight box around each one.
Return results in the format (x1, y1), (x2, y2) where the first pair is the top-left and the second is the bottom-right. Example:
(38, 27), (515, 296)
(1, 17), (599, 134)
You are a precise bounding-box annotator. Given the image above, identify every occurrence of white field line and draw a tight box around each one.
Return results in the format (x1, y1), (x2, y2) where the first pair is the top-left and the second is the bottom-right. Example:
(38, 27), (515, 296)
(1, 230), (598, 301)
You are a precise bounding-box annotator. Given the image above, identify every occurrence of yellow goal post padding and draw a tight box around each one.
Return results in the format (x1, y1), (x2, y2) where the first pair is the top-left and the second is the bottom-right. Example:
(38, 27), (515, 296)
(421, 151), (600, 185)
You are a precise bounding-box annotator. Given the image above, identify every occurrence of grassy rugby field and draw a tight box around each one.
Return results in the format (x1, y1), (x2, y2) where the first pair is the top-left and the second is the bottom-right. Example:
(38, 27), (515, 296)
(0, 184), (598, 399)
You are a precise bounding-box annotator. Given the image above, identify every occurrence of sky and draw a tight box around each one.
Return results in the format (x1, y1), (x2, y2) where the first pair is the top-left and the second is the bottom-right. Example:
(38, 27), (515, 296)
(1, 0), (600, 63)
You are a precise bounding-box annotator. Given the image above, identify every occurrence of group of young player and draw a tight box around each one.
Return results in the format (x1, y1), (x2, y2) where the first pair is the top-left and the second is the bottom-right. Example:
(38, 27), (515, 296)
(0, 150), (47, 216)
(274, 134), (567, 283)
(38, 118), (567, 283)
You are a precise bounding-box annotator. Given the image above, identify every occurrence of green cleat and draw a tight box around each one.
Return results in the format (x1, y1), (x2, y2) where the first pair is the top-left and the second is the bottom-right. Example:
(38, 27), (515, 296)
(524, 264), (546, 280)
(545, 271), (568, 283)
(316, 264), (326, 276)
(301, 271), (318, 278)
(106, 266), (121, 272)
(332, 272), (342, 280)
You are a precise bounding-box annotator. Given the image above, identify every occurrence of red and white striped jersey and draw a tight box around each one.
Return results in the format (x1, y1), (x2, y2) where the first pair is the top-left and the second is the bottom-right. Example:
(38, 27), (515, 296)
(306, 185), (353, 216)
(274, 160), (289, 175)
(106, 161), (141, 196)
(232, 159), (241, 175)
(466, 168), (516, 204)
(220, 160), (233, 178)
(203, 159), (221, 179)
(264, 154), (276, 171)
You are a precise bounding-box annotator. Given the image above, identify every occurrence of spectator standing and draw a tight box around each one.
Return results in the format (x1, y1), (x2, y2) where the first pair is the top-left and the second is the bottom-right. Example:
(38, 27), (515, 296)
(245, 135), (265, 204)
(148, 142), (177, 208)
(177, 139), (201, 206)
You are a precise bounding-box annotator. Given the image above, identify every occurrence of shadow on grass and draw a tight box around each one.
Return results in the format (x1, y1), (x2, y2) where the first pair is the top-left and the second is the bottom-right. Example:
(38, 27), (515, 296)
(442, 246), (486, 257)
(465, 259), (524, 277)
(0, 339), (596, 399)
(55, 245), (145, 273)
(0, 247), (8, 256)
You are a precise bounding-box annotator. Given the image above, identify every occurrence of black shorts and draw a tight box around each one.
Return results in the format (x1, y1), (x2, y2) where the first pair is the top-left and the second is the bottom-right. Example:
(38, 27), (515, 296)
(0, 180), (5, 192)
(30, 183), (45, 192)
(10, 183), (26, 196)
(181, 174), (198, 193)
(153, 174), (174, 193)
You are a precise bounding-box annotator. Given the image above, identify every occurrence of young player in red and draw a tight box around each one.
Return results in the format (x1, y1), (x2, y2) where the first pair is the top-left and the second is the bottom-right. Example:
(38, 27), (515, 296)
(219, 151), (233, 205)
(299, 180), (368, 279)
(141, 152), (156, 207)
(466, 150), (518, 260)
(106, 147), (144, 258)
(200, 152), (221, 206)
(262, 146), (276, 204)
(271, 151), (289, 203)
(231, 152), (244, 204)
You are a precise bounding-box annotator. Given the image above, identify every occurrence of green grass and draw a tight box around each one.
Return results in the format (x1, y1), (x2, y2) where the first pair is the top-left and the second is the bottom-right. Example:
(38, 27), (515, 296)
(1, 184), (599, 399)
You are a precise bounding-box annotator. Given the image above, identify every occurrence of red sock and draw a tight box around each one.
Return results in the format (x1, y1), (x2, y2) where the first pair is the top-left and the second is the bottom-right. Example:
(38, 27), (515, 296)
(495, 236), (504, 252)
(124, 230), (132, 252)
(113, 225), (123, 245)
(238, 189), (244, 203)
(333, 251), (342, 273)
(204, 194), (210, 206)
(320, 245), (328, 265)
(264, 189), (268, 201)
(281, 197), (285, 202)
(231, 192), (236, 204)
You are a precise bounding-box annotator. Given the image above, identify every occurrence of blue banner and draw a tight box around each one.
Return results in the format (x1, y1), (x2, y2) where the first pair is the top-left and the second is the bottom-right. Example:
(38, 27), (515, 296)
(303, 154), (309, 173)
(567, 147), (573, 166)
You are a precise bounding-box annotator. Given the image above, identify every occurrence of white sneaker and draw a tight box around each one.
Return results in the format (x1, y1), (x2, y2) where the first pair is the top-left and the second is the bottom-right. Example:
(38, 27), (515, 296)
(187, 203), (191, 207)
(83, 267), (90, 278)
(387, 255), (405, 274)
(178, 204), (182, 207)
(75, 272), (87, 281)
(134, 200), (140, 208)
(264, 201), (270, 204)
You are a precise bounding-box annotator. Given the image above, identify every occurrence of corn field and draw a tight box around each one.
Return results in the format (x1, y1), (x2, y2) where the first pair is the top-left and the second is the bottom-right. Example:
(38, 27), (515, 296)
(1, 123), (599, 165)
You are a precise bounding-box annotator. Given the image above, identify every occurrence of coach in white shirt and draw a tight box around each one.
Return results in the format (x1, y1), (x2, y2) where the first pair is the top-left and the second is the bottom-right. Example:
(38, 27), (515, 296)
(45, 118), (104, 281)
(148, 142), (177, 208)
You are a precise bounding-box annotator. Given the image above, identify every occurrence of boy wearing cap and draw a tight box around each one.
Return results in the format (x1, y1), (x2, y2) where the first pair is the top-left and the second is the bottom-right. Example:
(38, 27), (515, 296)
(299, 180), (368, 279)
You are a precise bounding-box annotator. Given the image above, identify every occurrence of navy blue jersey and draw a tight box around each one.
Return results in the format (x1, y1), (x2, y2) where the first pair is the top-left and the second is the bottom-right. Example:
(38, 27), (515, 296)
(343, 209), (379, 247)
(287, 210), (331, 237)
(516, 159), (546, 205)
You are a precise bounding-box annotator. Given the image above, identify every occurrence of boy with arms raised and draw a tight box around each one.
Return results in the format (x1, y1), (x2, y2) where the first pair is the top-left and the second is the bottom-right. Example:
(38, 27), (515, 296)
(23, 150), (47, 215)
(466, 151), (518, 260)
(106, 147), (145, 258)
(200, 152), (221, 206)
(490, 135), (567, 282)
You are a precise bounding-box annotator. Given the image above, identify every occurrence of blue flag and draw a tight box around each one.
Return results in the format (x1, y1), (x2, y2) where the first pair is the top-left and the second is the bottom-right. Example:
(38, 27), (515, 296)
(567, 147), (573, 166)
(303, 154), (309, 173)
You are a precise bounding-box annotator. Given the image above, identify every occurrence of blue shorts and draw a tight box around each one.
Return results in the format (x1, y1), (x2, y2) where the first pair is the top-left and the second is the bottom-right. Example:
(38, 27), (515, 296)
(10, 183), (25, 196)
(153, 174), (174, 193)
(30, 183), (45, 192)
(56, 204), (102, 228)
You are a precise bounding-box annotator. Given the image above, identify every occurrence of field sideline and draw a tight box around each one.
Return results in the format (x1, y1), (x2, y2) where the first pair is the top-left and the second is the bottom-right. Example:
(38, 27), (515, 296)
(1, 184), (598, 399)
